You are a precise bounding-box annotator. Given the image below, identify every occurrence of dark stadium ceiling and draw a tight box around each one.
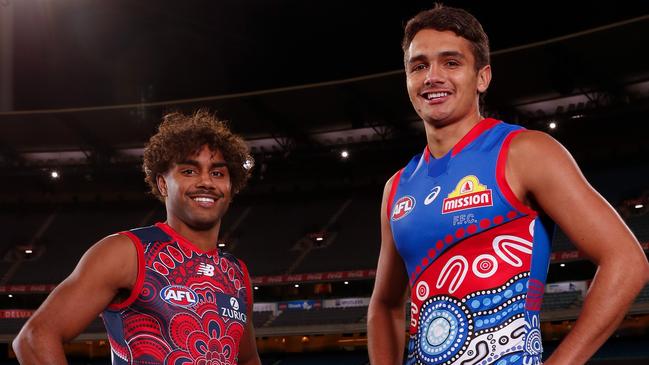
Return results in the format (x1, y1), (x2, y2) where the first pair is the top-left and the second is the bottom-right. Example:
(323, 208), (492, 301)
(1, 0), (649, 170)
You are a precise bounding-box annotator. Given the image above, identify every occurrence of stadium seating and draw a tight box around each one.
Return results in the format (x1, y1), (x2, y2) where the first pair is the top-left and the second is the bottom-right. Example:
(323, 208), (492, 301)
(267, 307), (367, 328)
(541, 291), (583, 311)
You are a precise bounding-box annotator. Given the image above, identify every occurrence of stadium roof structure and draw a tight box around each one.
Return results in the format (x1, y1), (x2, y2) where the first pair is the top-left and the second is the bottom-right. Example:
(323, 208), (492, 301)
(1, 2), (648, 194)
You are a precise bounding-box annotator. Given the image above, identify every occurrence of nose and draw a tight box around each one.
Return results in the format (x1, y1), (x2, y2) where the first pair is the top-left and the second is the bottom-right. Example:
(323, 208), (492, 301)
(196, 171), (216, 190)
(424, 64), (444, 87)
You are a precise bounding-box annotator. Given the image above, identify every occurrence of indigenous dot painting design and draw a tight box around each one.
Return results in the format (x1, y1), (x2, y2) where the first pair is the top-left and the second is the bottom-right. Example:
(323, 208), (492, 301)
(102, 223), (251, 365)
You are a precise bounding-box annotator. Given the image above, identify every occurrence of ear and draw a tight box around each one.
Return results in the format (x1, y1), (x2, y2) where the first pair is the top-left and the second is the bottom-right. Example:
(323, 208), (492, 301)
(157, 174), (168, 198)
(477, 64), (492, 93)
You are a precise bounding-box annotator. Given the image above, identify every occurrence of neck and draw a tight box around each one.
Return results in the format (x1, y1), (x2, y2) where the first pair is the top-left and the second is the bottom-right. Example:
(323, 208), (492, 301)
(424, 112), (483, 158)
(165, 215), (221, 252)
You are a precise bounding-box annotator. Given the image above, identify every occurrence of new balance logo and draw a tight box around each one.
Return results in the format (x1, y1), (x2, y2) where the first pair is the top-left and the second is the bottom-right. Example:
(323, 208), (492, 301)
(197, 263), (215, 277)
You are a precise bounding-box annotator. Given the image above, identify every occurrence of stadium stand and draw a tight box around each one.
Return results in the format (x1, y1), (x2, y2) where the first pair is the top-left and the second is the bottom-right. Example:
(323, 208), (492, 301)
(267, 307), (367, 328)
(253, 310), (275, 328)
(541, 291), (583, 311)
(292, 192), (381, 274)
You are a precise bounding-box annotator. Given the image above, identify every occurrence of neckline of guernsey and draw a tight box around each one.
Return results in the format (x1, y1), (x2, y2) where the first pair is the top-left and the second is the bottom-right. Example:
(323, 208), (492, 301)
(423, 118), (501, 162)
(155, 222), (220, 256)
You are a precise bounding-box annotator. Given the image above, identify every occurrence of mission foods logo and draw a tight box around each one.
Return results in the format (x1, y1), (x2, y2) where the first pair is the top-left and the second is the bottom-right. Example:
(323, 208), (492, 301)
(160, 285), (198, 308)
(442, 175), (493, 214)
(392, 196), (416, 221)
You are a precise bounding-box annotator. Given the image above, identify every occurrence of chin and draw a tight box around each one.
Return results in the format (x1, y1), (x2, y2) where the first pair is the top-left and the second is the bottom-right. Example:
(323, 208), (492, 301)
(422, 115), (452, 127)
(186, 215), (220, 231)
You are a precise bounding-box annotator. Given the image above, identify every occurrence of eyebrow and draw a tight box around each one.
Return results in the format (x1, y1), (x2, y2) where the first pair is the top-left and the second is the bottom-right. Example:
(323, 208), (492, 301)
(177, 160), (228, 169)
(407, 50), (466, 65)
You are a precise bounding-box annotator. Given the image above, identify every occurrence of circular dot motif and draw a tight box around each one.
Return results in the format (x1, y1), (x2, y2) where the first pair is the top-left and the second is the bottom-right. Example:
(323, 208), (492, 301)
(472, 254), (498, 278)
(524, 328), (543, 355)
(416, 296), (472, 363)
(427, 317), (451, 346)
(416, 281), (430, 301)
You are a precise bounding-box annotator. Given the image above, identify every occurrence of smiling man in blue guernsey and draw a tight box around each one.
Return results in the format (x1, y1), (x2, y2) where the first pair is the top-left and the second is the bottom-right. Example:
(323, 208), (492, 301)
(368, 4), (649, 365)
(14, 110), (261, 365)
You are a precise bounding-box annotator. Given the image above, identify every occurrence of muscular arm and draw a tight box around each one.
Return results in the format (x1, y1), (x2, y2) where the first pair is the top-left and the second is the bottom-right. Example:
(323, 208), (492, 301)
(507, 131), (649, 365)
(368, 176), (410, 365)
(12, 234), (137, 365)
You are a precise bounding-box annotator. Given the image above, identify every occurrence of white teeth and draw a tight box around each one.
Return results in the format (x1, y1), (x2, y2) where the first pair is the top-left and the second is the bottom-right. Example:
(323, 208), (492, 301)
(426, 92), (449, 99)
(193, 197), (215, 203)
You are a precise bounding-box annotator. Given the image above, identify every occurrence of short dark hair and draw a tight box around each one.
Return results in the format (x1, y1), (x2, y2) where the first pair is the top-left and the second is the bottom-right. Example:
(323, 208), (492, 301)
(143, 110), (252, 200)
(402, 3), (490, 71)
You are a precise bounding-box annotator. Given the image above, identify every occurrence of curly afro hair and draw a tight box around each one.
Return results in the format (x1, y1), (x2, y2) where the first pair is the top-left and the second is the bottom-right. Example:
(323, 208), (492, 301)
(143, 110), (252, 201)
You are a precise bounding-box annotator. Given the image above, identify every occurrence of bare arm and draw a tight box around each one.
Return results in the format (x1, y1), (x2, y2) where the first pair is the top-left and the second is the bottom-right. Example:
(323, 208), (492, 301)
(507, 131), (649, 365)
(238, 280), (261, 365)
(12, 234), (137, 365)
(368, 176), (410, 365)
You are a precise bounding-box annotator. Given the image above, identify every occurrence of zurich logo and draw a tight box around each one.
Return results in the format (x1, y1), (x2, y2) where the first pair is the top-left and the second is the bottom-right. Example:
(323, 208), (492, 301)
(424, 186), (441, 205)
(230, 297), (240, 310)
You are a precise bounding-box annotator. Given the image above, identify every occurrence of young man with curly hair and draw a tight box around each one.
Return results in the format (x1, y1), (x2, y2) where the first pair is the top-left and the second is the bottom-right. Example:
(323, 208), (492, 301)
(368, 4), (649, 365)
(13, 110), (261, 365)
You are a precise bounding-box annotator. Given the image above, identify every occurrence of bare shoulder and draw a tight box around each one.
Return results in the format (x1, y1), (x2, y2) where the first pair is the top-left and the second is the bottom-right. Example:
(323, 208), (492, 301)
(92, 232), (136, 254)
(72, 232), (138, 289)
(509, 129), (568, 158)
(382, 170), (402, 198)
(83, 233), (136, 266)
(508, 130), (578, 184)
(383, 174), (395, 195)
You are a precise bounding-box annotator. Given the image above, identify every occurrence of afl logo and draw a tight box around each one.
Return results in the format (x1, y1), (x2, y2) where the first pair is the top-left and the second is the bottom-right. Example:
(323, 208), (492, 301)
(160, 285), (198, 308)
(392, 196), (416, 221)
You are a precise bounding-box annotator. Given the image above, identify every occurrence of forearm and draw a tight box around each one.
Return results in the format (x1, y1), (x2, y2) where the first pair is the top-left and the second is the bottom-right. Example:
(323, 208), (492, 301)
(368, 302), (406, 365)
(13, 328), (69, 365)
(544, 260), (649, 365)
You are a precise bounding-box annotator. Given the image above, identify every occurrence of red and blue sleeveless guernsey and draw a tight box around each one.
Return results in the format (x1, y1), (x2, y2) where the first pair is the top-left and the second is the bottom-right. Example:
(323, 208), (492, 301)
(388, 119), (554, 365)
(102, 222), (253, 365)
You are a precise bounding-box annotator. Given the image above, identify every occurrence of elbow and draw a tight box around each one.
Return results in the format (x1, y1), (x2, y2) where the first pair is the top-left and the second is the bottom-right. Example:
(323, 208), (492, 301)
(620, 252), (649, 288)
(13, 322), (55, 359)
(12, 326), (33, 359)
(367, 296), (388, 327)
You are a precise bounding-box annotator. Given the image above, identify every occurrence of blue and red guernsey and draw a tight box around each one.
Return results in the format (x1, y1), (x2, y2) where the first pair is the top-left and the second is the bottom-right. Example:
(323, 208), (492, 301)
(388, 119), (553, 365)
(102, 222), (252, 365)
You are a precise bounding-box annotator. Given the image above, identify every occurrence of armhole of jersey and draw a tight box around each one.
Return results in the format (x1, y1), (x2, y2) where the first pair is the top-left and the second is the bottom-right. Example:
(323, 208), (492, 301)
(107, 231), (145, 311)
(238, 258), (253, 314)
(496, 130), (537, 217)
(386, 169), (404, 222)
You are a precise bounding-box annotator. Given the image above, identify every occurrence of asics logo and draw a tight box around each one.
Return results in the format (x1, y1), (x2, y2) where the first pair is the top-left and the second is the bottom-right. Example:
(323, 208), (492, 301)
(197, 263), (215, 277)
(424, 186), (441, 205)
